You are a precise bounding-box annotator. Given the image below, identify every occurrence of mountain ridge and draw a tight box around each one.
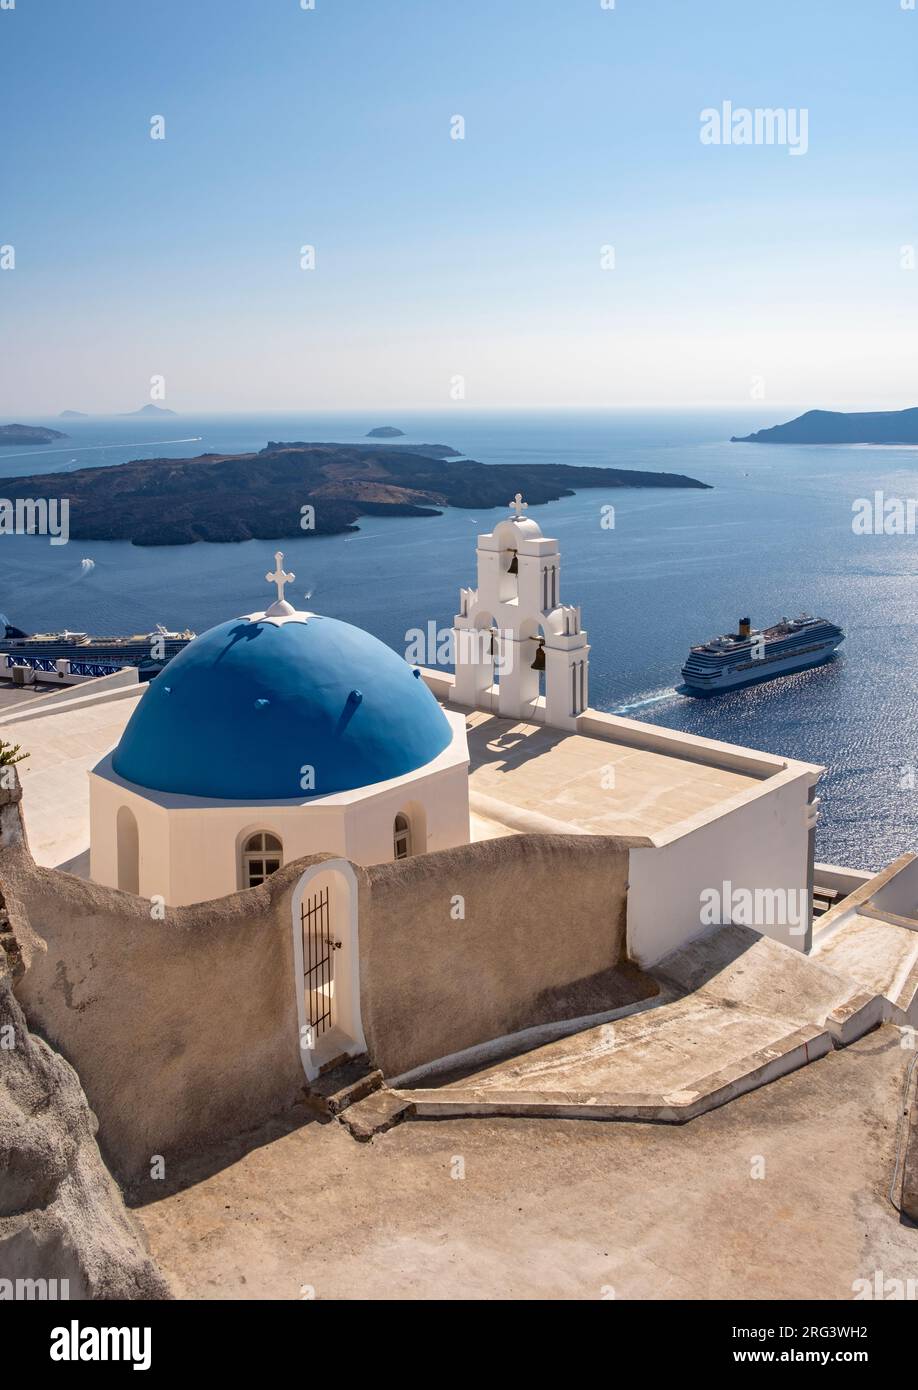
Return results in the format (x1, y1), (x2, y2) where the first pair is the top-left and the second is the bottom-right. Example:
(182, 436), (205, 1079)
(733, 407), (918, 445)
(0, 423), (68, 445)
(0, 440), (710, 545)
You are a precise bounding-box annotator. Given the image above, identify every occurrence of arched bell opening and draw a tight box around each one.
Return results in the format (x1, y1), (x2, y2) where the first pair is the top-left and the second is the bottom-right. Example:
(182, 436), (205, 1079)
(531, 635), (547, 698)
(516, 619), (548, 710)
(459, 611), (500, 705)
(498, 547), (519, 604)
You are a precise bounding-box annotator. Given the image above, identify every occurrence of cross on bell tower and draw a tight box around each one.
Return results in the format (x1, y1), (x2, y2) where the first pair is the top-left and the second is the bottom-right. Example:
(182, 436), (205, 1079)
(509, 492), (528, 521)
(265, 551), (295, 610)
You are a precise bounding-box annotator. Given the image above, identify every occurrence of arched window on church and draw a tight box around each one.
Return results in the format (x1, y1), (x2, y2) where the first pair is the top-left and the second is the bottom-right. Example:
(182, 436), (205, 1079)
(393, 813), (411, 861)
(242, 831), (283, 888)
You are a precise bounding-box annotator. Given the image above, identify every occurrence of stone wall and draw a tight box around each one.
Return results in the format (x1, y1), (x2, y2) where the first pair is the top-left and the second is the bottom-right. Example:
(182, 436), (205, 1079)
(5, 849), (309, 1184)
(358, 833), (633, 1077)
(2, 781), (634, 1181)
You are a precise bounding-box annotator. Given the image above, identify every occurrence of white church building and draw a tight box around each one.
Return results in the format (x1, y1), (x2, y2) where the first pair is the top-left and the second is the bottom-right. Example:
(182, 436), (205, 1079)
(88, 554), (471, 906)
(6, 493), (917, 1184)
(5, 494), (836, 977)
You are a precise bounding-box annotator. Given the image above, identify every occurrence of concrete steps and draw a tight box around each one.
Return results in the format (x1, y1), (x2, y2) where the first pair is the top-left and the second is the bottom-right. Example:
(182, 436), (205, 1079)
(306, 1056), (415, 1142)
(397, 1023), (834, 1124)
(391, 925), (888, 1128)
(813, 885), (840, 917)
(304, 1055), (384, 1118)
(340, 1091), (414, 1142)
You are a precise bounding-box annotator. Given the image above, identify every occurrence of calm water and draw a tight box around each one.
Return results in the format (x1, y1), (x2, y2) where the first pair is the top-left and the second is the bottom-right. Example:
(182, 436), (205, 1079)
(1, 408), (916, 871)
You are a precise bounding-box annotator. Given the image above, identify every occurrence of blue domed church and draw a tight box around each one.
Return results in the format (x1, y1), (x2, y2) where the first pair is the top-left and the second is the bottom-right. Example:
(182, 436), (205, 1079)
(89, 554), (471, 906)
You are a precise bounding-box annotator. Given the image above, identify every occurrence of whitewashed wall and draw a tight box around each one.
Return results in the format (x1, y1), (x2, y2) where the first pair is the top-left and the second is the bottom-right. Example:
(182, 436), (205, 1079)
(89, 712), (470, 906)
(627, 769), (817, 966)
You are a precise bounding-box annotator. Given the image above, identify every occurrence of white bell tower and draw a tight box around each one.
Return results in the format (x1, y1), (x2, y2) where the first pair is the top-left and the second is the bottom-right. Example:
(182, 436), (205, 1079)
(452, 494), (590, 731)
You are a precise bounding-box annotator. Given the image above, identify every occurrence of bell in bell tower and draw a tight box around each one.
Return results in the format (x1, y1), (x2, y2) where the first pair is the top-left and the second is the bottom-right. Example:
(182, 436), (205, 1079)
(451, 495), (590, 730)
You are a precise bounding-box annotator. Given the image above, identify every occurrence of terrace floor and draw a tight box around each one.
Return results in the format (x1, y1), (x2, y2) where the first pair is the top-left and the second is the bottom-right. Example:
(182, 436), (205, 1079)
(812, 911), (918, 1016)
(137, 1023), (918, 1300)
(458, 705), (761, 840)
(0, 688), (143, 872)
(395, 922), (871, 1117)
(6, 691), (768, 871)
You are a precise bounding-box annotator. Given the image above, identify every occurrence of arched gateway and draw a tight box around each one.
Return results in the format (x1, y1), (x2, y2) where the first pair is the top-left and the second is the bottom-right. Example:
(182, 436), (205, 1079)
(291, 859), (366, 1080)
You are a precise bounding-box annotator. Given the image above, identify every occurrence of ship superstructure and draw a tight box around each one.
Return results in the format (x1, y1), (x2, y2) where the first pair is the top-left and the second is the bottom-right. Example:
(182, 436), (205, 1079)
(681, 615), (844, 694)
(0, 622), (195, 681)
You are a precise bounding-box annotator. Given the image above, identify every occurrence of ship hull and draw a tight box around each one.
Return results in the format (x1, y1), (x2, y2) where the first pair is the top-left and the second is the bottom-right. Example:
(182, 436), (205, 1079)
(0, 635), (192, 680)
(680, 637), (843, 695)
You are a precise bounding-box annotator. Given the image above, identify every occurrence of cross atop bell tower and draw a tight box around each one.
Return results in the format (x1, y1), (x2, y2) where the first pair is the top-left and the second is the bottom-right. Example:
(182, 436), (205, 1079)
(509, 492), (528, 521)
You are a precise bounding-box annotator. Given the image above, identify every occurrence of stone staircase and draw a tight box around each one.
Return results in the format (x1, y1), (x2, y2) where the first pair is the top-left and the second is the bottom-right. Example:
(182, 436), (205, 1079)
(812, 884), (840, 919)
(303, 1054), (413, 1141)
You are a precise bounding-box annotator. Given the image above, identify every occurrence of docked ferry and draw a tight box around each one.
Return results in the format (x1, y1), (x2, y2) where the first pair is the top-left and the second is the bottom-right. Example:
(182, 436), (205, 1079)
(680, 615), (844, 694)
(0, 620), (195, 681)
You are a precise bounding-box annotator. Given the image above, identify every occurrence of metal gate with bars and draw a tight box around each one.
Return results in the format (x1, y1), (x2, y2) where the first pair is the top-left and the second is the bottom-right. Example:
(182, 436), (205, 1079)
(301, 885), (338, 1039)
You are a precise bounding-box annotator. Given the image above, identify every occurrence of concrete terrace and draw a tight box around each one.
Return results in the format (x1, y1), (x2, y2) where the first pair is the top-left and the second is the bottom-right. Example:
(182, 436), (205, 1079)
(0, 685), (144, 872)
(394, 922), (881, 1120)
(137, 1023), (918, 1301)
(457, 705), (762, 841)
(384, 856), (918, 1126)
(814, 913), (918, 1010)
(0, 679), (67, 712)
(2, 677), (790, 871)
(811, 856), (918, 1020)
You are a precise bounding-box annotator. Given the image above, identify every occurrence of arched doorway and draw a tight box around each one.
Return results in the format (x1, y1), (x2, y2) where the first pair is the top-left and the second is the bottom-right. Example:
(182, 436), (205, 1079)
(292, 860), (365, 1080)
(456, 611), (499, 710)
(116, 805), (139, 895)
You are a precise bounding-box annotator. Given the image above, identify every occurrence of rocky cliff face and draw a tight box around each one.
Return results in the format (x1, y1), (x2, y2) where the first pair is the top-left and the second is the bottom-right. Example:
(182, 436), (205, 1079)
(0, 780), (170, 1300)
(0, 959), (170, 1298)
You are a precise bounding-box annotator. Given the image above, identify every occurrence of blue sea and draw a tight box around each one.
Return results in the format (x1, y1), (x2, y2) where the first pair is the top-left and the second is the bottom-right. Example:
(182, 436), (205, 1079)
(0, 408), (916, 872)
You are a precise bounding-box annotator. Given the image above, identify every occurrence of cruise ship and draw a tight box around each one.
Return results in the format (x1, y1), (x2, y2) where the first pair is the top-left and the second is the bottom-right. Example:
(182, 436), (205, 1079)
(680, 615), (844, 694)
(0, 620), (195, 681)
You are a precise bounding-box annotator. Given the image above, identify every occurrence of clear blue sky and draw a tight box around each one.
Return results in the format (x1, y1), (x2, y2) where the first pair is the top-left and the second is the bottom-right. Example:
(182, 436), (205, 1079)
(1, 0), (916, 413)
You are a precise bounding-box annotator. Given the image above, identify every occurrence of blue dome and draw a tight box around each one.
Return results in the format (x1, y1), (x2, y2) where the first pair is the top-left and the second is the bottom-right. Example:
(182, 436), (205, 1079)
(112, 614), (452, 800)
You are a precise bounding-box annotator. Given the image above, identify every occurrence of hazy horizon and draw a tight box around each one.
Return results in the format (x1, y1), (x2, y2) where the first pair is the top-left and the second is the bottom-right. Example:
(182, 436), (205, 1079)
(9, 403), (918, 425)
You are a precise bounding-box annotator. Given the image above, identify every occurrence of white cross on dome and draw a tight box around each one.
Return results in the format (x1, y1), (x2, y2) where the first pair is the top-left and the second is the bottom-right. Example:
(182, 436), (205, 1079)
(265, 551), (295, 607)
(243, 551), (316, 626)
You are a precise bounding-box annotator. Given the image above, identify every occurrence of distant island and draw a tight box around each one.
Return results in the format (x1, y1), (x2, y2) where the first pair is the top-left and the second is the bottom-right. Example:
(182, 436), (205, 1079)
(0, 423), (68, 446)
(59, 410), (88, 419)
(0, 440), (710, 545)
(120, 404), (178, 418)
(733, 407), (918, 445)
(366, 426), (405, 438)
(265, 439), (464, 459)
